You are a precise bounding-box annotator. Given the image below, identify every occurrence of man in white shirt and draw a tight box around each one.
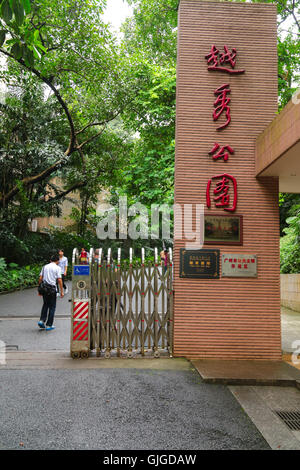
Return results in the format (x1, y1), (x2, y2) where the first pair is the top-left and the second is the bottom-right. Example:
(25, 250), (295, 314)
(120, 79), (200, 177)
(58, 249), (68, 294)
(38, 253), (64, 331)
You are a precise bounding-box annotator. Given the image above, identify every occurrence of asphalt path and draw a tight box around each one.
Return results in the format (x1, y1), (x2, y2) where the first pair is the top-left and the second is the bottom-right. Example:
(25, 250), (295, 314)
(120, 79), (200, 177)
(0, 366), (269, 450)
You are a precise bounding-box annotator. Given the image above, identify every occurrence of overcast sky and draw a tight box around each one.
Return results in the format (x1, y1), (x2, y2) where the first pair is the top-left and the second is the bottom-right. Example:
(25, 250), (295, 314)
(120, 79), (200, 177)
(102, 0), (133, 32)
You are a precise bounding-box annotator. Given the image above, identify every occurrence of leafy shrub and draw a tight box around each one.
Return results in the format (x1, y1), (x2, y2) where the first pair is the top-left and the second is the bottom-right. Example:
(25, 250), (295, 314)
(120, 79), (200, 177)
(46, 226), (97, 262)
(0, 258), (43, 293)
(280, 209), (300, 274)
(0, 257), (7, 277)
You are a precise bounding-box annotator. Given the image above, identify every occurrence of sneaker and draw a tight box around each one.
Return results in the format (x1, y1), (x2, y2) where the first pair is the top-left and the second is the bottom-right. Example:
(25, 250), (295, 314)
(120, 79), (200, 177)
(64, 286), (68, 294)
(45, 326), (55, 331)
(38, 321), (45, 329)
(56, 292), (60, 297)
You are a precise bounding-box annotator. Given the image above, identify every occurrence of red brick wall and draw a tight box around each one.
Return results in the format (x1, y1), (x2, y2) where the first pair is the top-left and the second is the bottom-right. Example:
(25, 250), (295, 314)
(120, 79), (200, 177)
(174, 0), (281, 359)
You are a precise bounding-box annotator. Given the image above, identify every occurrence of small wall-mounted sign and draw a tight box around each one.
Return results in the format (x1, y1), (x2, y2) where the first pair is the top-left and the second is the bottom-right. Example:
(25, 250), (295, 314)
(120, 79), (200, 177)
(180, 249), (220, 279)
(73, 265), (90, 276)
(222, 254), (257, 277)
(204, 213), (243, 245)
(77, 280), (87, 290)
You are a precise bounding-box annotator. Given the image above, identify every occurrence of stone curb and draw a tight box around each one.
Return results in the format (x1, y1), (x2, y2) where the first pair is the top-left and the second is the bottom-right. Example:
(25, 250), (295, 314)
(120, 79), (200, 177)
(191, 359), (300, 389)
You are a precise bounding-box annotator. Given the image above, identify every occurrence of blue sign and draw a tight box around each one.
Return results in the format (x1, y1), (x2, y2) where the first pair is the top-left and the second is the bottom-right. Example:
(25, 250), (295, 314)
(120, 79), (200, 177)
(73, 265), (90, 276)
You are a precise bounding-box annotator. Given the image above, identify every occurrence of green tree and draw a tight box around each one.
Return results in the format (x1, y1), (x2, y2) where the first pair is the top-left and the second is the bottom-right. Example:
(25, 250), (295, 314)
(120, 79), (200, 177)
(66, 125), (132, 237)
(279, 193), (300, 236)
(0, 0), (140, 207)
(0, 75), (67, 259)
(121, 64), (176, 207)
(280, 204), (300, 273)
(125, 0), (179, 65)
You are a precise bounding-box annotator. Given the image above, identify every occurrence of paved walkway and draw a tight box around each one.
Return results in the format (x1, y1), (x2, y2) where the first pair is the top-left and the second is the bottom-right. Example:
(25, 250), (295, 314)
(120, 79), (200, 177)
(231, 385), (300, 450)
(0, 282), (72, 318)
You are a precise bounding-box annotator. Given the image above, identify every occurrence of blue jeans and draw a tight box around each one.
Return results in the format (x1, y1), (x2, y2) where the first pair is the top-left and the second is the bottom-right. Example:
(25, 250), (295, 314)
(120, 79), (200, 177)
(40, 293), (57, 327)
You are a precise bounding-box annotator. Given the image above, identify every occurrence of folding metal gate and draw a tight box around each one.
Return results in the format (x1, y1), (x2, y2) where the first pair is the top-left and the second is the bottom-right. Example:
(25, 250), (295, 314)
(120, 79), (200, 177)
(70, 247), (174, 358)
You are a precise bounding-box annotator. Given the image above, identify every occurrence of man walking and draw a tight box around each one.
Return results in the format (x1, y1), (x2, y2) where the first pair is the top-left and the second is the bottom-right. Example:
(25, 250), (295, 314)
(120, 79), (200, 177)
(58, 249), (68, 294)
(38, 253), (64, 331)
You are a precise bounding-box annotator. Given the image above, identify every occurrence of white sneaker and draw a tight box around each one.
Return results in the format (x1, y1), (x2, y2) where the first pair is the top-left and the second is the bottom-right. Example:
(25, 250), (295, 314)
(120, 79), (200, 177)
(64, 286), (68, 294)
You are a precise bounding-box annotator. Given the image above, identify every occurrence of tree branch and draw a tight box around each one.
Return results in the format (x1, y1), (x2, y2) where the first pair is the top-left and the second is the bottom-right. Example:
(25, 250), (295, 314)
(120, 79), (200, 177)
(0, 160), (64, 206)
(75, 109), (122, 135)
(76, 121), (108, 136)
(0, 48), (78, 206)
(43, 181), (87, 204)
(0, 48), (76, 156)
(77, 127), (106, 150)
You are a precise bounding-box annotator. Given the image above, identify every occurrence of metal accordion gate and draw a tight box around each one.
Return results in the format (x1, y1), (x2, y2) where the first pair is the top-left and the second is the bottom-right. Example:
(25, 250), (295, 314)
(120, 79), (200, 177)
(70, 247), (174, 359)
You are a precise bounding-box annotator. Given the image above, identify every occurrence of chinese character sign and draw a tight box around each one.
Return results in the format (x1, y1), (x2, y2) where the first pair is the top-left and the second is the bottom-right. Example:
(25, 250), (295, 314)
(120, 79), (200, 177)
(222, 254), (257, 277)
(209, 143), (234, 162)
(205, 45), (245, 75)
(204, 45), (245, 213)
(206, 174), (238, 212)
(213, 83), (231, 131)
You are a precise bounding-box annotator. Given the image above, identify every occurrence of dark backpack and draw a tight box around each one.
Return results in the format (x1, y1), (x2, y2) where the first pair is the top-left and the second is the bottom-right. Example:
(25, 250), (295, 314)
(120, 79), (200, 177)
(38, 281), (56, 296)
(38, 266), (56, 296)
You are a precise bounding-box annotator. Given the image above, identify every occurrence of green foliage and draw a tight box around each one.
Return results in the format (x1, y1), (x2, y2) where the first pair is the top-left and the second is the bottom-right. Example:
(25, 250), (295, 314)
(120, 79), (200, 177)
(0, 256), (42, 292)
(45, 225), (99, 263)
(125, 0), (178, 65)
(278, 33), (300, 109)
(112, 255), (157, 268)
(280, 204), (300, 273)
(121, 1), (178, 212)
(0, 0), (140, 208)
(238, 0), (300, 109)
(0, 256), (6, 276)
(0, 0), (141, 261)
(279, 193), (300, 236)
(65, 123), (132, 237)
(0, 77), (68, 259)
(0, 0), (45, 67)
(120, 65), (176, 207)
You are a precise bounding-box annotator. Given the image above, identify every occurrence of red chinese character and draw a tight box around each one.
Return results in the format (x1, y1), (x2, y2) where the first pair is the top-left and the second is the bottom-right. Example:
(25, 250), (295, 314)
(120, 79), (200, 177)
(206, 173), (238, 212)
(213, 84), (231, 130)
(209, 143), (234, 162)
(205, 45), (245, 75)
(205, 44), (219, 67)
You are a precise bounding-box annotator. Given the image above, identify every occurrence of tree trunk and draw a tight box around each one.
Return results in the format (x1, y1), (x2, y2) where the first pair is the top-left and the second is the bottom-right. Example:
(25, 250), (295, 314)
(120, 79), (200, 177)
(79, 194), (89, 237)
